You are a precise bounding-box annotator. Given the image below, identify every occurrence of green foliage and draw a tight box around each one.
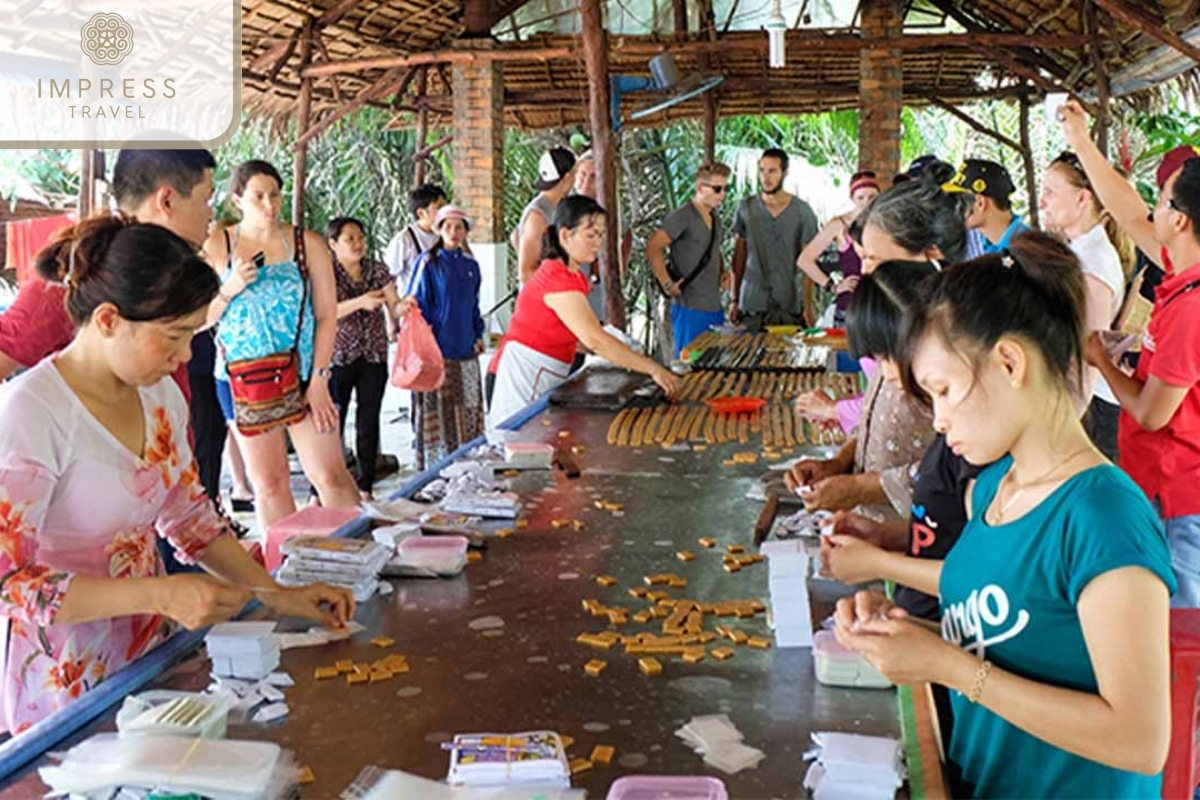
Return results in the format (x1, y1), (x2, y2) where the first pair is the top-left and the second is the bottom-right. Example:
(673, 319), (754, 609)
(1127, 103), (1200, 203)
(211, 110), (451, 257)
(0, 150), (79, 208)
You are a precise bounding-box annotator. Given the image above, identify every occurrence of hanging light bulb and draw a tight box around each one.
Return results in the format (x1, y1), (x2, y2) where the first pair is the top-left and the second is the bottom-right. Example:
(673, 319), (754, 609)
(766, 0), (786, 69)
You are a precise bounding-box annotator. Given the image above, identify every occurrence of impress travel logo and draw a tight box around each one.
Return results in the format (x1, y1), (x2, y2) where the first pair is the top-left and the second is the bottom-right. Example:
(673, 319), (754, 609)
(80, 13), (135, 66)
(0, 1), (241, 148)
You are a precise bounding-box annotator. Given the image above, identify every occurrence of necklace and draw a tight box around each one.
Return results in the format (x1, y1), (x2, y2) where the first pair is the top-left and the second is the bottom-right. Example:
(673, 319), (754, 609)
(991, 445), (1093, 524)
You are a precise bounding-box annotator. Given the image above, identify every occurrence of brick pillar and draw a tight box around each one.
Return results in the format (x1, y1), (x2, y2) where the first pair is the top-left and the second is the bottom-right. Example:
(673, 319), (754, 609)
(858, 0), (903, 178)
(451, 43), (507, 321)
(452, 43), (504, 244)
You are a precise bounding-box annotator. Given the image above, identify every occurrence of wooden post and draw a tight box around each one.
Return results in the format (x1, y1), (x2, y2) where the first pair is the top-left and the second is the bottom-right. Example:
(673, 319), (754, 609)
(414, 67), (430, 187)
(1085, 1), (1111, 157)
(78, 149), (95, 219)
(1018, 94), (1038, 230)
(673, 0), (688, 41)
(293, 16), (314, 229)
(703, 95), (717, 162)
(581, 0), (625, 328)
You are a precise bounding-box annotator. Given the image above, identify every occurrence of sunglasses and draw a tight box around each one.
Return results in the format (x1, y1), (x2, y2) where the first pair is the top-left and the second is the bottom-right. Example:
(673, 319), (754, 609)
(703, 183), (728, 194)
(1052, 151), (1093, 188)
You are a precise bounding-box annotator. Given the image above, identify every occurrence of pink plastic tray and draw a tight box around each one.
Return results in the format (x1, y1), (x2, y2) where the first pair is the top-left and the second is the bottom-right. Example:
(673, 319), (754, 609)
(264, 506), (362, 571)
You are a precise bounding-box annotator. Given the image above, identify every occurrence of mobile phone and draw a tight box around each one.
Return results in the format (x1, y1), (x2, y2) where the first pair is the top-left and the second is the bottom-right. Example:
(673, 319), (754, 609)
(252, 251), (266, 269)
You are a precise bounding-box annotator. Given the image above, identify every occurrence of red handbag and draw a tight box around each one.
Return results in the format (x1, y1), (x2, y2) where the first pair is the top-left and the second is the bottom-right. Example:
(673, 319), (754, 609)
(222, 226), (310, 436)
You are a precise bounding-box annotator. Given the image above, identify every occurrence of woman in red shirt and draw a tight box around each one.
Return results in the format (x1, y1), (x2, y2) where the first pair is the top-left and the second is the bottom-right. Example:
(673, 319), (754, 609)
(489, 196), (681, 426)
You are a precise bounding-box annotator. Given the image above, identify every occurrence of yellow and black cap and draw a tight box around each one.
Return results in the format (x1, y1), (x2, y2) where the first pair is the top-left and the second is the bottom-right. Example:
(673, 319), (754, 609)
(942, 158), (1015, 202)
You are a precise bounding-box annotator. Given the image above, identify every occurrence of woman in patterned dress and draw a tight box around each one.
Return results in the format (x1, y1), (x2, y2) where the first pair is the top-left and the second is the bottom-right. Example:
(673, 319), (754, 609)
(327, 216), (403, 498)
(402, 206), (487, 470)
(0, 217), (354, 735)
(202, 160), (360, 532)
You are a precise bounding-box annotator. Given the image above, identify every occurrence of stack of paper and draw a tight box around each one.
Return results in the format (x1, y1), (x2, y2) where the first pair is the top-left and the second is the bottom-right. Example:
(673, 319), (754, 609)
(206, 621), (280, 681)
(760, 540), (813, 648)
(446, 731), (570, 789)
(803, 732), (905, 800)
(440, 491), (521, 520)
(674, 715), (765, 775)
(277, 536), (392, 602)
(503, 442), (555, 469)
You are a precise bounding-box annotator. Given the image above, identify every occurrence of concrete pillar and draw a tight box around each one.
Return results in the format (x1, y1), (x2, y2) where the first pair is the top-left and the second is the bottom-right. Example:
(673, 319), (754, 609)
(858, 0), (904, 178)
(451, 43), (507, 330)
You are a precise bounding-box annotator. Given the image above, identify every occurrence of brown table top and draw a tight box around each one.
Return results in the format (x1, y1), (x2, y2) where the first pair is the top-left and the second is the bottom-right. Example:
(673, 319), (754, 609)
(0, 406), (902, 799)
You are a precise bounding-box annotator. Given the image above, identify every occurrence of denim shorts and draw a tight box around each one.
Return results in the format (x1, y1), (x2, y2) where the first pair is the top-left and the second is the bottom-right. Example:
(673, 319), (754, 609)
(1156, 500), (1200, 608)
(215, 379), (234, 422)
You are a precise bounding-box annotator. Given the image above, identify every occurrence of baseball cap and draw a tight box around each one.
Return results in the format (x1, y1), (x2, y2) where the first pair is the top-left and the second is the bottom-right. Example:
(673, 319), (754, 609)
(942, 158), (1016, 202)
(535, 147), (577, 191)
(1157, 145), (1200, 190)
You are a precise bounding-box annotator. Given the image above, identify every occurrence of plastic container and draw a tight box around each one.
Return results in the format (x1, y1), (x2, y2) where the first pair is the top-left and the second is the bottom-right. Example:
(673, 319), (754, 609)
(704, 396), (767, 415)
(116, 690), (232, 739)
(397, 535), (469, 574)
(813, 630), (892, 689)
(606, 776), (728, 800)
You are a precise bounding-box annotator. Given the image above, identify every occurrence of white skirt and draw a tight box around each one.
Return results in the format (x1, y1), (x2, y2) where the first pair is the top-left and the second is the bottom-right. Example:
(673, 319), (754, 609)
(487, 340), (573, 428)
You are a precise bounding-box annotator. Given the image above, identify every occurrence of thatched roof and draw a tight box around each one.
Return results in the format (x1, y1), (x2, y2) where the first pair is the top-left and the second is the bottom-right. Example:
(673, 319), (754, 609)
(241, 0), (1200, 131)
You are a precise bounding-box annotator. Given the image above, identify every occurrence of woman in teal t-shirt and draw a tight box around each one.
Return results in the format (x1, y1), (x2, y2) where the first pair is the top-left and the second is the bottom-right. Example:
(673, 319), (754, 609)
(835, 232), (1176, 798)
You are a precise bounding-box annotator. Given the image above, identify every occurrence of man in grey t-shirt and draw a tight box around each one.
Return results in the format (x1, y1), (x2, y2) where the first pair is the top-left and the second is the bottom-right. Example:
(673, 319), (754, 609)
(646, 162), (731, 357)
(730, 148), (819, 330)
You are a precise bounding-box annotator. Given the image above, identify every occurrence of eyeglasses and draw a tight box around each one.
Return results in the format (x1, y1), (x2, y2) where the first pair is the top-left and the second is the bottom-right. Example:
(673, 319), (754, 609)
(703, 183), (728, 194)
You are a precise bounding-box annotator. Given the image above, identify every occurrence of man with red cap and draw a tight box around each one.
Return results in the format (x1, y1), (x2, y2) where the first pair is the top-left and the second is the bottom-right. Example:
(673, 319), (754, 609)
(1060, 98), (1200, 605)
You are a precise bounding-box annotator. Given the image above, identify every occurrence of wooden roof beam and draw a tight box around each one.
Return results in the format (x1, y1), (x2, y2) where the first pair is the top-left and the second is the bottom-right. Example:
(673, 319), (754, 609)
(1092, 0), (1200, 65)
(301, 31), (1090, 77)
(318, 0), (368, 28)
(982, 46), (1102, 116)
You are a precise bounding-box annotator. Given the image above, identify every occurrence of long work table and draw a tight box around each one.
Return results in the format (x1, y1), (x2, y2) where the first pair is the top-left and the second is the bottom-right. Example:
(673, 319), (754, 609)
(0, 371), (943, 798)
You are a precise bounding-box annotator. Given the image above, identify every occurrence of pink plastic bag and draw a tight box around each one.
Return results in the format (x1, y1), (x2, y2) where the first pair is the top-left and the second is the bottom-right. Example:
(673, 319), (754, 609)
(391, 308), (445, 391)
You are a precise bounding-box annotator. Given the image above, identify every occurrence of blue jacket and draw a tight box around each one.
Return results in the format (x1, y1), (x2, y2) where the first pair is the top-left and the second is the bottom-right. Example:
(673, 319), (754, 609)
(407, 247), (484, 360)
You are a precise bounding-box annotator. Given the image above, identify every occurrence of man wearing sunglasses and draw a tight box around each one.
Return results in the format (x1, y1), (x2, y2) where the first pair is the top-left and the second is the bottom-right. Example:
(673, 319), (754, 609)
(1060, 98), (1200, 607)
(646, 162), (732, 358)
(729, 148), (819, 331)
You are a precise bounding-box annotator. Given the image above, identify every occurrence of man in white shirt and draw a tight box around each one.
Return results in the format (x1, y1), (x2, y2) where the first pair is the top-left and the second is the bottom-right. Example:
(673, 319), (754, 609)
(384, 184), (447, 294)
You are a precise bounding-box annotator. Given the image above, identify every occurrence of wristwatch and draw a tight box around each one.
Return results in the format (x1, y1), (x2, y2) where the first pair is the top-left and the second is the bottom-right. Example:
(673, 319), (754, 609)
(315, 366), (333, 380)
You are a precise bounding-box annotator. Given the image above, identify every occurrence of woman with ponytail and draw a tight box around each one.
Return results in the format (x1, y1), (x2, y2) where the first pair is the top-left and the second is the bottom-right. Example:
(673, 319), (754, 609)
(1040, 151), (1134, 460)
(488, 196), (681, 426)
(834, 231), (1174, 798)
(0, 218), (354, 735)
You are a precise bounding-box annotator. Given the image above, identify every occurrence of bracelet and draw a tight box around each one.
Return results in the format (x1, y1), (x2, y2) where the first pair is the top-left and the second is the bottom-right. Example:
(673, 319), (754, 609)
(967, 659), (992, 704)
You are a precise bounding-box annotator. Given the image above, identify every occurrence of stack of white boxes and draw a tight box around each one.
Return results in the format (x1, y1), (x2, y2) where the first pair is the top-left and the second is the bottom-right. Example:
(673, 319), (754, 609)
(760, 540), (813, 648)
(205, 621), (280, 680)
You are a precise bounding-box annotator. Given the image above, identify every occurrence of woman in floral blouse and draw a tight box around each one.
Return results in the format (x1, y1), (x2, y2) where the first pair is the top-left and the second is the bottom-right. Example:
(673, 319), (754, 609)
(327, 217), (402, 498)
(0, 217), (354, 735)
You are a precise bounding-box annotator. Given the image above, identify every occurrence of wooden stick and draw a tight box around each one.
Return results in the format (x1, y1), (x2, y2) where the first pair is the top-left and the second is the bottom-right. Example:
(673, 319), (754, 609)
(922, 95), (1023, 153)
